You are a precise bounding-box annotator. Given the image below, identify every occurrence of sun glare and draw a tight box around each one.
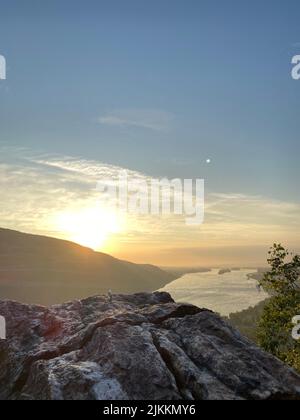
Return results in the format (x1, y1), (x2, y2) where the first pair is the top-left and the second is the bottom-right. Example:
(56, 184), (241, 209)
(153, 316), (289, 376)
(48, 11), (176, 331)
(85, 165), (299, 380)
(54, 206), (124, 251)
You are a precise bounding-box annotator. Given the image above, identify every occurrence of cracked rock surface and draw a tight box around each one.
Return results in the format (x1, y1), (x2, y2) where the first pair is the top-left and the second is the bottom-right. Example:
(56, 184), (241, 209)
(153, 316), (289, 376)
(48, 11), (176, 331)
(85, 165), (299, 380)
(0, 292), (300, 400)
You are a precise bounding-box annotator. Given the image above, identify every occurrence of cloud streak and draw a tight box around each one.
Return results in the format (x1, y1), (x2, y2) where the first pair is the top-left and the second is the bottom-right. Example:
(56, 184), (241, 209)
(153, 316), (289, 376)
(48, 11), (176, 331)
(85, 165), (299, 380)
(1, 147), (300, 264)
(98, 109), (174, 132)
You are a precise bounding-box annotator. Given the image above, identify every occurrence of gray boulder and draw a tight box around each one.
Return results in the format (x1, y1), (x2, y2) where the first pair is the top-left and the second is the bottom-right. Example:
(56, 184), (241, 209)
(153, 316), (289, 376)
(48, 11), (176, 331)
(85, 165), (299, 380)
(0, 292), (300, 400)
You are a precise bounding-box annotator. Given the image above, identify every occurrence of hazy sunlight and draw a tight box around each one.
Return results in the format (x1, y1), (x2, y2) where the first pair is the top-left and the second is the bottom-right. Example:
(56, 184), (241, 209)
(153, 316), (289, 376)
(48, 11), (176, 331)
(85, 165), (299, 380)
(54, 205), (124, 251)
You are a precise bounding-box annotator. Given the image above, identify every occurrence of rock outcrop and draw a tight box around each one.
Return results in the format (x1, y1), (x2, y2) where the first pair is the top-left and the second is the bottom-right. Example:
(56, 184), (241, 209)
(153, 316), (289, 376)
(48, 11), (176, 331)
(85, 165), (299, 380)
(0, 292), (300, 400)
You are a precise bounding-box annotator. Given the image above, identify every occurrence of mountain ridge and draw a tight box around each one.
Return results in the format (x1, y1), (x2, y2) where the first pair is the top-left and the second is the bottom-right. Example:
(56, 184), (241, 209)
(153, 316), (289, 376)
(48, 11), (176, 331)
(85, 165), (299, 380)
(0, 228), (176, 305)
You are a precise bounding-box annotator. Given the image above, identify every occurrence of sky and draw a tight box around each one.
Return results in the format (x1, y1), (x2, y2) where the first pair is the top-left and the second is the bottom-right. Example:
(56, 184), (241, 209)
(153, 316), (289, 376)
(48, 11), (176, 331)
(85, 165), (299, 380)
(0, 0), (300, 266)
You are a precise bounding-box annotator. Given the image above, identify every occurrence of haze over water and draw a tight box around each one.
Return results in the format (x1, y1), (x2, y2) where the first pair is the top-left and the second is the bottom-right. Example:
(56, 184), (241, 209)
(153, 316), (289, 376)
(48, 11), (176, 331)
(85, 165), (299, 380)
(160, 269), (268, 316)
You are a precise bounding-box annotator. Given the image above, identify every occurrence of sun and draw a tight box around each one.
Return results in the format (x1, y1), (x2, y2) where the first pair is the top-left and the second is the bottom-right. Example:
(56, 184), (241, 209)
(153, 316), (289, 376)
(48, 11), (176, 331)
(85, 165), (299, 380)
(54, 205), (124, 251)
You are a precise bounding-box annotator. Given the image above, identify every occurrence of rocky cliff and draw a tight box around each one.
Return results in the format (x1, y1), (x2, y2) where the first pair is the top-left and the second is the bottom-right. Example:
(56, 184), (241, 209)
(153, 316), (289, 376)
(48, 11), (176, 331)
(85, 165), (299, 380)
(0, 292), (300, 400)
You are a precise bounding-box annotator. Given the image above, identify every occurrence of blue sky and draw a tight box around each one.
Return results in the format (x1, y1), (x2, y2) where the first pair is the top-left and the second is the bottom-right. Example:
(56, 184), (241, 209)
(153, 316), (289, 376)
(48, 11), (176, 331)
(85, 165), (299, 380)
(0, 1), (300, 264)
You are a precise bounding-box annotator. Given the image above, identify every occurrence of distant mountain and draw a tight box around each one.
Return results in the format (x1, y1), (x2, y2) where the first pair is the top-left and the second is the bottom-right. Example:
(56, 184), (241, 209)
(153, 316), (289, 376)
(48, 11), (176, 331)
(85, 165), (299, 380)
(0, 228), (176, 305)
(162, 266), (211, 277)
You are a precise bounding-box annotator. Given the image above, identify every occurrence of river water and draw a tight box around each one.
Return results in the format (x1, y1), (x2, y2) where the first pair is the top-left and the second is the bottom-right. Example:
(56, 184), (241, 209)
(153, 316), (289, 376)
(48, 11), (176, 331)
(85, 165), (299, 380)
(160, 269), (268, 316)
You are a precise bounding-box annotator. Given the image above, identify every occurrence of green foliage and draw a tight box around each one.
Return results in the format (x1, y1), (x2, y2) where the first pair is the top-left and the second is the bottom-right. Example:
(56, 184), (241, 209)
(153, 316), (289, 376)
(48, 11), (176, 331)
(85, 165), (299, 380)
(226, 299), (268, 344)
(258, 244), (300, 372)
(260, 244), (300, 294)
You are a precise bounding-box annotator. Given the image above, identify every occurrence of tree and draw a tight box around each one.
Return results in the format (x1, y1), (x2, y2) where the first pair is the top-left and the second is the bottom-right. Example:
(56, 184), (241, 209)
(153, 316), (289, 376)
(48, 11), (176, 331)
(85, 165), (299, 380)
(258, 244), (300, 372)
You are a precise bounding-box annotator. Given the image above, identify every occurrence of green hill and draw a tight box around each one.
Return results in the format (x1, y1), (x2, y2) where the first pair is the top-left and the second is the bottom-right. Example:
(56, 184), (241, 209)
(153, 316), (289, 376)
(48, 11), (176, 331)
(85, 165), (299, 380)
(225, 299), (269, 343)
(0, 228), (176, 305)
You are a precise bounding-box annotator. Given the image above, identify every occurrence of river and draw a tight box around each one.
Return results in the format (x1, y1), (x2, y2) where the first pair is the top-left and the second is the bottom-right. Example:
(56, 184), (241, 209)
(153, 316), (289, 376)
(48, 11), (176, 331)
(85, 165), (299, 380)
(160, 269), (268, 316)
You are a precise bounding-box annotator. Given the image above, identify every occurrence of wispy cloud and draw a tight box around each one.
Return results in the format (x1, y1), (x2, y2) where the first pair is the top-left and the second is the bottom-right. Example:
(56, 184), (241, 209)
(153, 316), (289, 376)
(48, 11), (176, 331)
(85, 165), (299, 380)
(1, 147), (300, 261)
(98, 109), (174, 132)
